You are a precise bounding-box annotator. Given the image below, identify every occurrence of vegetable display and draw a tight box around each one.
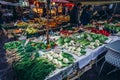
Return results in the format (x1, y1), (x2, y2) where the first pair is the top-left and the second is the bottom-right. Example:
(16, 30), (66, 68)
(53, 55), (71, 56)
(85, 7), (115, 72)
(41, 51), (74, 68)
(85, 27), (110, 36)
(4, 41), (23, 50)
(4, 40), (56, 52)
(104, 23), (120, 33)
(13, 58), (56, 80)
(4, 22), (113, 80)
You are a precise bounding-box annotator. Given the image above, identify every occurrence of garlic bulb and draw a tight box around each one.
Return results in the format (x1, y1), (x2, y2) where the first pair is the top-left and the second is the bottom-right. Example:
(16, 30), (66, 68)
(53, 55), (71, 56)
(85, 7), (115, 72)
(42, 54), (47, 58)
(77, 47), (81, 51)
(56, 61), (62, 68)
(95, 40), (100, 43)
(90, 45), (95, 49)
(53, 53), (58, 58)
(63, 58), (69, 63)
(50, 51), (54, 56)
(90, 42), (94, 46)
(58, 54), (63, 60)
(96, 43), (100, 46)
(45, 54), (50, 58)
(52, 59), (58, 64)
(48, 56), (53, 61)
(70, 40), (74, 43)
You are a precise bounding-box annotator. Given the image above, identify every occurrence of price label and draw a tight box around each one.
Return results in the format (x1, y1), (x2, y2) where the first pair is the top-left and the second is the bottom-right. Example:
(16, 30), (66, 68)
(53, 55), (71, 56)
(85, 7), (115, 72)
(53, 48), (61, 54)
(99, 25), (104, 30)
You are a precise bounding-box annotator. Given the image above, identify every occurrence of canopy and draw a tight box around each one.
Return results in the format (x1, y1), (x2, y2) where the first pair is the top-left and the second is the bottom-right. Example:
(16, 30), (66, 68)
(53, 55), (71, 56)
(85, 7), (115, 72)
(0, 1), (19, 6)
(52, 0), (69, 3)
(68, 0), (120, 4)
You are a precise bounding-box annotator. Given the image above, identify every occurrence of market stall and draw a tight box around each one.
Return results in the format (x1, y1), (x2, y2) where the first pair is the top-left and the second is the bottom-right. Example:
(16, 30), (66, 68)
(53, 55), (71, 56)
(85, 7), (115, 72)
(1, 0), (120, 80)
(3, 21), (120, 80)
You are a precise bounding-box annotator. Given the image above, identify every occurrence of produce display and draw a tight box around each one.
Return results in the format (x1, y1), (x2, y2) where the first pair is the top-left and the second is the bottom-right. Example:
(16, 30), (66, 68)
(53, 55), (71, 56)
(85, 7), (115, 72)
(41, 51), (74, 68)
(4, 40), (56, 52)
(60, 30), (74, 37)
(16, 21), (28, 27)
(104, 23), (120, 33)
(85, 27), (110, 36)
(56, 32), (108, 56)
(4, 21), (118, 80)
(56, 37), (86, 56)
(13, 58), (56, 80)
(26, 27), (39, 34)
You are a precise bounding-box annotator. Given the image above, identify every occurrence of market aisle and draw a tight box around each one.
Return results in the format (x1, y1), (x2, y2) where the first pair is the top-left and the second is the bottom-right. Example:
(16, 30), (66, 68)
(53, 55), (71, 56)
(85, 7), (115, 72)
(77, 53), (120, 80)
(0, 34), (14, 80)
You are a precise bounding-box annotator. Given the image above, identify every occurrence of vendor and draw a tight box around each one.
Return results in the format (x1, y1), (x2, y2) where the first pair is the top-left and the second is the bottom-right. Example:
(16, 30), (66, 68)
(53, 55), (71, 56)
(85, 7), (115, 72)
(70, 3), (82, 26)
(80, 5), (93, 25)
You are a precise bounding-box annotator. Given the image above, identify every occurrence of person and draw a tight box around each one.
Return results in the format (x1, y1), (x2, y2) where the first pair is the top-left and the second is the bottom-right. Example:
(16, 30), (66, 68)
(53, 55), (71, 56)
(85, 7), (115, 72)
(109, 3), (120, 22)
(42, 4), (47, 17)
(80, 5), (93, 25)
(0, 11), (3, 24)
(70, 3), (82, 26)
(21, 14), (28, 22)
(97, 5), (109, 20)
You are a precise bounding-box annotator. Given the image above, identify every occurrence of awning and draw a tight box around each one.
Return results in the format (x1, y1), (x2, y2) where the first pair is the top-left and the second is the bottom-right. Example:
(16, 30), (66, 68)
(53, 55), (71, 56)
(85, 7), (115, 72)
(0, 1), (19, 6)
(52, 0), (69, 3)
(68, 0), (120, 4)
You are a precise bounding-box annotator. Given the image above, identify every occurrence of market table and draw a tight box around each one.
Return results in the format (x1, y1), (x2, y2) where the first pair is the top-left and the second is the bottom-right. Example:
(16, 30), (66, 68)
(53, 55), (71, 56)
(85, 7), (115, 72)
(106, 40), (120, 53)
(46, 36), (120, 80)
(4, 35), (120, 80)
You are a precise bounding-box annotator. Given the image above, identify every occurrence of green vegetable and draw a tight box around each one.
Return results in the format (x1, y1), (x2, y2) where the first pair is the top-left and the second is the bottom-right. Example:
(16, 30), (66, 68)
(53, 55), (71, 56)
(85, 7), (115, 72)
(64, 38), (71, 43)
(56, 37), (64, 45)
(13, 58), (56, 80)
(4, 41), (21, 50)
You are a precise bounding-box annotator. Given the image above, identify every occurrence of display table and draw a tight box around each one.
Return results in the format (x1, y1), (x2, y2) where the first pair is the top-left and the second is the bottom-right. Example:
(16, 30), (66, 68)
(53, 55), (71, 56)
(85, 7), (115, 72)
(106, 40), (120, 53)
(5, 35), (120, 80)
(46, 36), (120, 80)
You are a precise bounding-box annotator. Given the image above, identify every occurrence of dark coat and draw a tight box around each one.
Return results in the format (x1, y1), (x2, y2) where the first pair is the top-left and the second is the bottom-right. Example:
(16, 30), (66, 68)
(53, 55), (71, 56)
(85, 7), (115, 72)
(80, 10), (92, 25)
(0, 11), (3, 24)
(70, 6), (80, 24)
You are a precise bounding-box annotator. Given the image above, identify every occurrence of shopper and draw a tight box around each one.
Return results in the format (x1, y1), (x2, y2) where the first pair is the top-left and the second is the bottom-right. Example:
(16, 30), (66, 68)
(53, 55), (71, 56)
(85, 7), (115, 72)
(70, 3), (82, 26)
(0, 10), (3, 24)
(97, 5), (109, 20)
(80, 5), (93, 25)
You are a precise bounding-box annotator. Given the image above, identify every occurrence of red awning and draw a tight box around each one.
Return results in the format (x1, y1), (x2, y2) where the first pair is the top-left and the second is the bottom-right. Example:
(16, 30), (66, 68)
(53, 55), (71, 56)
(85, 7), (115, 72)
(52, 0), (69, 3)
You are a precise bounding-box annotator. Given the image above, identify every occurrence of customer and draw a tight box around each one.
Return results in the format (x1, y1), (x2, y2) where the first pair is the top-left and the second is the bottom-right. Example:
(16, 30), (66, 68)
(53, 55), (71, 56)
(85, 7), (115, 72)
(70, 3), (82, 26)
(98, 5), (109, 20)
(80, 5), (93, 25)
(0, 10), (3, 24)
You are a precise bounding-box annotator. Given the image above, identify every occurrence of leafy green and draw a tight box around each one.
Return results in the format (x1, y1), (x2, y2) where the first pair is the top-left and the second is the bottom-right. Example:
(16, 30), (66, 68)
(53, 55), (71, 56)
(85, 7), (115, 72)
(13, 58), (56, 80)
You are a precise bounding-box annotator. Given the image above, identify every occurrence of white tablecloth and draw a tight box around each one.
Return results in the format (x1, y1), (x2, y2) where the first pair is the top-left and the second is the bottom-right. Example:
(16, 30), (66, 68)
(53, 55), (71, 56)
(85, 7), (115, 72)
(46, 36), (120, 80)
